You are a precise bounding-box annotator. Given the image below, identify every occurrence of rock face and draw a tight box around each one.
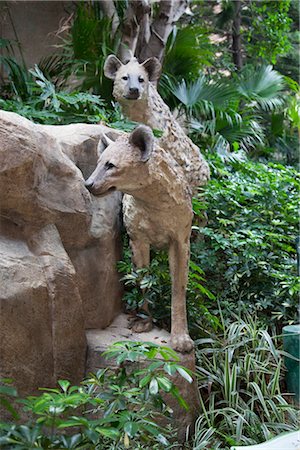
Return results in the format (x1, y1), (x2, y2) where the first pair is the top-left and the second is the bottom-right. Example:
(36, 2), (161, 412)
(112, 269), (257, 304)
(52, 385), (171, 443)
(0, 110), (123, 395)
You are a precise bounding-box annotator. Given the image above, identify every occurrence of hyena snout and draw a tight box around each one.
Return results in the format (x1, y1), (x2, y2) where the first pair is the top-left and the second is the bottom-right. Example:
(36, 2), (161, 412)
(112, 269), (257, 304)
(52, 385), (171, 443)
(126, 86), (140, 100)
(85, 177), (116, 196)
(84, 179), (94, 192)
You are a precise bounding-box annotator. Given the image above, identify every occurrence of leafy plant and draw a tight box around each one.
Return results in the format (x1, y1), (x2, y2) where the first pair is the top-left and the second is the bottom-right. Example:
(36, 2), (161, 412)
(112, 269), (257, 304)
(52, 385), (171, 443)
(0, 63), (111, 125)
(52, 2), (121, 101)
(0, 379), (19, 420)
(161, 65), (285, 154)
(193, 315), (299, 449)
(163, 24), (214, 81)
(192, 153), (299, 326)
(0, 341), (193, 449)
(247, 0), (292, 65)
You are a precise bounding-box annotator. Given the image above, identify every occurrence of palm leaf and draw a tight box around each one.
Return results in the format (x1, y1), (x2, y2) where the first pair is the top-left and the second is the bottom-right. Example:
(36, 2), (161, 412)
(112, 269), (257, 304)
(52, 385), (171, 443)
(237, 65), (285, 111)
(163, 25), (214, 80)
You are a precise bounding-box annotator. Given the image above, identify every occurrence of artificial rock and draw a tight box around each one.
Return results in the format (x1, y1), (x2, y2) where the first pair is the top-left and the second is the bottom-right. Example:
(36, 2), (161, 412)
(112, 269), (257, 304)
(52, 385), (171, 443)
(0, 110), (122, 395)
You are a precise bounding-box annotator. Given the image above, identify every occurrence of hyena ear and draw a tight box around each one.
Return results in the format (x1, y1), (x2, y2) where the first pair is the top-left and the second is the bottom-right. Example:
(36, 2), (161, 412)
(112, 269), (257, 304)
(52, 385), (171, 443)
(97, 133), (115, 157)
(104, 55), (123, 80)
(101, 133), (114, 147)
(129, 125), (154, 162)
(141, 57), (161, 81)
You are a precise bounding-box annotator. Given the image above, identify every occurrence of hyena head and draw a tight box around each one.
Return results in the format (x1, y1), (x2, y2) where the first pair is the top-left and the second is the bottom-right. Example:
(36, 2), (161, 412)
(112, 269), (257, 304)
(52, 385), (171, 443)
(104, 54), (161, 102)
(85, 126), (154, 196)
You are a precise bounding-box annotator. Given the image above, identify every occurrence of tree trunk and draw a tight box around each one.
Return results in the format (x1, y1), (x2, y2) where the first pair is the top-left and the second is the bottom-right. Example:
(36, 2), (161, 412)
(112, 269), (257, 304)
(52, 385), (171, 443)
(138, 0), (188, 63)
(118, 0), (150, 62)
(232, 0), (243, 70)
(101, 0), (188, 66)
(100, 0), (119, 35)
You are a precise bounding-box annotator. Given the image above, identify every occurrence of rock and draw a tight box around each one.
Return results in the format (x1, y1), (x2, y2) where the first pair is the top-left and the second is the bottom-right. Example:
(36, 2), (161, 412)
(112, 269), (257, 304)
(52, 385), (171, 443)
(0, 112), (91, 247)
(0, 221), (55, 395)
(0, 110), (123, 395)
(28, 224), (87, 383)
(86, 313), (200, 443)
(40, 121), (124, 327)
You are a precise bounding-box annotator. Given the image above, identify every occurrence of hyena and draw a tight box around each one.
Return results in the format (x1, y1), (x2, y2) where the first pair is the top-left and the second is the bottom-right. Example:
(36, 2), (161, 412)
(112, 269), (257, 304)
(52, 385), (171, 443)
(85, 126), (194, 353)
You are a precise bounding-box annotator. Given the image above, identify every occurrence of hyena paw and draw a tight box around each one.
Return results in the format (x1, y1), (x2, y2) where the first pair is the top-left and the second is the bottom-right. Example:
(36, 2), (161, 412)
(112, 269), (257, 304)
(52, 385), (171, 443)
(128, 317), (153, 333)
(170, 334), (194, 353)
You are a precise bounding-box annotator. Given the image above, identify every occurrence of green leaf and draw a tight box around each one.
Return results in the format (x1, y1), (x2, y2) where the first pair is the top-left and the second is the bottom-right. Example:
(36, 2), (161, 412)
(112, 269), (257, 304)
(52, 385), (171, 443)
(149, 378), (159, 395)
(95, 427), (120, 440)
(176, 367), (193, 384)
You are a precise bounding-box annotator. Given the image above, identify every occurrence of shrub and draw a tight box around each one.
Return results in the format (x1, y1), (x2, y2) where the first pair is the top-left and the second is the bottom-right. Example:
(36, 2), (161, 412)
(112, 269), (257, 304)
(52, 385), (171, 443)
(192, 153), (299, 327)
(0, 341), (192, 449)
(118, 152), (299, 334)
(0, 64), (110, 125)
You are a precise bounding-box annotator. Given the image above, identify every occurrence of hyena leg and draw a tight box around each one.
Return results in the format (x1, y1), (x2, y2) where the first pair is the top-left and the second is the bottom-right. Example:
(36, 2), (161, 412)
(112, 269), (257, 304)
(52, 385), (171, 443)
(168, 239), (194, 353)
(128, 239), (153, 333)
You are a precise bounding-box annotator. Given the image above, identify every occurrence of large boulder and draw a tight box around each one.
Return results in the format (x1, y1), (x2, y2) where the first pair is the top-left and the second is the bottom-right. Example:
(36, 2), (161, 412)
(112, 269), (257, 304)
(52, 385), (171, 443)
(0, 110), (123, 394)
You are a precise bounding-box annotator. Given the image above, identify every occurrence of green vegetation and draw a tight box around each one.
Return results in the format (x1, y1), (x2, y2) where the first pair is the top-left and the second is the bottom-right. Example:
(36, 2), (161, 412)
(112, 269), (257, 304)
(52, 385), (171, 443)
(1, 322), (298, 449)
(119, 153), (299, 331)
(0, 64), (109, 125)
(0, 0), (299, 448)
(193, 315), (299, 449)
(0, 342), (191, 449)
(193, 155), (299, 326)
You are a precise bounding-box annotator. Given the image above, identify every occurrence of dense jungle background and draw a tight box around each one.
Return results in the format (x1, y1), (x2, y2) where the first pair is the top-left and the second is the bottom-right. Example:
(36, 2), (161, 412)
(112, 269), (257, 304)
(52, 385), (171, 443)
(0, 1), (299, 449)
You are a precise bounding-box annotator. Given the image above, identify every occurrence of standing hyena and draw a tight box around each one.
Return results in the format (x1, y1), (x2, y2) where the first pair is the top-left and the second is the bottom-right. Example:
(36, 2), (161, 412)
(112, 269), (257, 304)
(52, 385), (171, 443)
(103, 54), (210, 193)
(85, 126), (194, 353)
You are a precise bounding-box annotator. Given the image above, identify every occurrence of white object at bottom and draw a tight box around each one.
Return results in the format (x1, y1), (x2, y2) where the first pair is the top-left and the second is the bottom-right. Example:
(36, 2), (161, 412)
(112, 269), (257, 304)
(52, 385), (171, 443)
(231, 430), (300, 450)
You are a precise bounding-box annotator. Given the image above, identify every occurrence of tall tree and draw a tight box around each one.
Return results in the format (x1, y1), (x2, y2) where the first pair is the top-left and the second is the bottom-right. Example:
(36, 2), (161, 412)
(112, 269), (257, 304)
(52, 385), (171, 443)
(232, 0), (242, 70)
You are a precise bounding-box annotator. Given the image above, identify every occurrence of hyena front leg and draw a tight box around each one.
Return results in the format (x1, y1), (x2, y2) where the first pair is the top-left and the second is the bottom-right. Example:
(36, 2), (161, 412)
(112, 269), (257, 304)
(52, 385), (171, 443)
(168, 238), (194, 353)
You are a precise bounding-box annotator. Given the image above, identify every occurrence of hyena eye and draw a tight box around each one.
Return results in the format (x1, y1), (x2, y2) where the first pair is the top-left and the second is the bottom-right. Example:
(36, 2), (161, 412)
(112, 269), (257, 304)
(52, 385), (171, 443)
(105, 162), (116, 170)
(122, 76), (128, 81)
(138, 76), (144, 83)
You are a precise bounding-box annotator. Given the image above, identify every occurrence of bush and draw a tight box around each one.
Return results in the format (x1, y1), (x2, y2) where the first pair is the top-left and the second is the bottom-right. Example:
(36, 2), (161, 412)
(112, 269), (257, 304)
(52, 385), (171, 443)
(192, 153), (299, 327)
(0, 342), (193, 449)
(193, 315), (299, 449)
(0, 64), (111, 125)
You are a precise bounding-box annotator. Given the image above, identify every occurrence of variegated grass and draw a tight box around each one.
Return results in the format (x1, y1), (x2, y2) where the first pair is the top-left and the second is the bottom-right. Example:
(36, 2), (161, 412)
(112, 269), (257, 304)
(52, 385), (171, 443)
(193, 313), (299, 450)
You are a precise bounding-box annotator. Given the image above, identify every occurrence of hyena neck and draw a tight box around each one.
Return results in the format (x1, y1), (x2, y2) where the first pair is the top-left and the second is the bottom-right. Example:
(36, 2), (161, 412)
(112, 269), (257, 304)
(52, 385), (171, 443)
(119, 84), (170, 131)
(120, 98), (150, 124)
(125, 150), (191, 208)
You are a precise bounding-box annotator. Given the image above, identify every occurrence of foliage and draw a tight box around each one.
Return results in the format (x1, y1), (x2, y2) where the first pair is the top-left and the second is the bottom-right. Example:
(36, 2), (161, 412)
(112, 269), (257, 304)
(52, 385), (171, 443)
(204, 0), (293, 69)
(0, 63), (110, 125)
(262, 76), (300, 166)
(50, 2), (120, 101)
(247, 0), (292, 65)
(192, 154), (299, 326)
(161, 65), (286, 156)
(163, 24), (214, 81)
(193, 315), (299, 449)
(0, 38), (31, 100)
(0, 379), (19, 420)
(0, 341), (193, 449)
(118, 151), (299, 335)
(117, 241), (220, 339)
(275, 0), (300, 82)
